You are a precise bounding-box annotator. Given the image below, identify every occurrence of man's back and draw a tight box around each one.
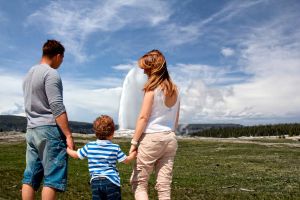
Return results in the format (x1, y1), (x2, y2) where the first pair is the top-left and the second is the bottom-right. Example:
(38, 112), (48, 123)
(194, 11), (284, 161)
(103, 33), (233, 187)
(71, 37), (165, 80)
(23, 63), (64, 128)
(22, 40), (74, 199)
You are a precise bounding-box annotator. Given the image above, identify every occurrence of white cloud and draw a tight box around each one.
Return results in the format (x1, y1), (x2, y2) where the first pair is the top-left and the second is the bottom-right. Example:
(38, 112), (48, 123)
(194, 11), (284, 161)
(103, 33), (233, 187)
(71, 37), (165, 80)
(216, 0), (267, 23)
(63, 76), (123, 89)
(199, 0), (267, 25)
(160, 23), (202, 46)
(160, 0), (267, 47)
(225, 15), (300, 122)
(171, 63), (244, 86)
(169, 64), (234, 123)
(166, 12), (300, 125)
(178, 79), (230, 124)
(0, 74), (24, 116)
(112, 61), (137, 71)
(0, 71), (124, 122)
(26, 0), (172, 63)
(63, 76), (125, 122)
(1, 1), (299, 126)
(64, 86), (122, 123)
(221, 47), (235, 57)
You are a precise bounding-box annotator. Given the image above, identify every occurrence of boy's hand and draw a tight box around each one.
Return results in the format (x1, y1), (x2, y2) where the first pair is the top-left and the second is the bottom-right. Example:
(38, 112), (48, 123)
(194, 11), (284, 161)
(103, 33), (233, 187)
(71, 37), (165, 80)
(123, 150), (137, 164)
(67, 147), (79, 159)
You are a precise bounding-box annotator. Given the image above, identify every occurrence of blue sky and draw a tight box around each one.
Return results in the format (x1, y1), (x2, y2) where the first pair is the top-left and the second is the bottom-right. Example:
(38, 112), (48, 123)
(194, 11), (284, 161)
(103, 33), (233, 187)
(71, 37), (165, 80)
(0, 0), (300, 125)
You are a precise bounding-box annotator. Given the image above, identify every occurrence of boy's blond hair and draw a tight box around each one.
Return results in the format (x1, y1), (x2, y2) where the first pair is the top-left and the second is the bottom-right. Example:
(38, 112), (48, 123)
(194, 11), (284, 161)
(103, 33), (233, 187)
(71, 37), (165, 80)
(93, 115), (115, 140)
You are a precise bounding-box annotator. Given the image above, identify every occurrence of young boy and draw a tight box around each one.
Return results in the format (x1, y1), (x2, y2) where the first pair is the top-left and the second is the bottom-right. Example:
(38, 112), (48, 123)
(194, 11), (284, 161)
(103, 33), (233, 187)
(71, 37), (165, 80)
(67, 115), (137, 200)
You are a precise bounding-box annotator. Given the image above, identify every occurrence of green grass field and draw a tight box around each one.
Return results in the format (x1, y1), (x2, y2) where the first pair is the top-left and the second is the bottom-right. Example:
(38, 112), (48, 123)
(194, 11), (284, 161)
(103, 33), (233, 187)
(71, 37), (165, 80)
(0, 137), (299, 199)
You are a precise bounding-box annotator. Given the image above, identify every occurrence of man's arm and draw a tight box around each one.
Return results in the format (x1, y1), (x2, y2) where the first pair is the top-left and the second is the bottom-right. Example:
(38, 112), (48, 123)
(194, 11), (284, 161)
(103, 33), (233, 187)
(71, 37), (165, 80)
(56, 112), (74, 150)
(45, 70), (74, 149)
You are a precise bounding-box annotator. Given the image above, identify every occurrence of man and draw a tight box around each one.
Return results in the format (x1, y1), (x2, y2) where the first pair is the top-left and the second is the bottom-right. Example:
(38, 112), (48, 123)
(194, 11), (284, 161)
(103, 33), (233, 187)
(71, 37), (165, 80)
(22, 40), (74, 200)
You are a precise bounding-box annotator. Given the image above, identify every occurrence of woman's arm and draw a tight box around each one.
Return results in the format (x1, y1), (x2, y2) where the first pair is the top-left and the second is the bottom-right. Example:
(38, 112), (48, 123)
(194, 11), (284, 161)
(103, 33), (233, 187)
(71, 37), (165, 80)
(67, 147), (79, 159)
(129, 90), (154, 153)
(175, 101), (180, 129)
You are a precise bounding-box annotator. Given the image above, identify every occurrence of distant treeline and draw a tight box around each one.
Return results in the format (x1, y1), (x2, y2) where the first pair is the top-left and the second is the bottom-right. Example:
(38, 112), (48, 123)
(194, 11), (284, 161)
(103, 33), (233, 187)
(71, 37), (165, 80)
(0, 115), (27, 132)
(190, 123), (300, 138)
(1, 115), (299, 137)
(0, 115), (96, 134)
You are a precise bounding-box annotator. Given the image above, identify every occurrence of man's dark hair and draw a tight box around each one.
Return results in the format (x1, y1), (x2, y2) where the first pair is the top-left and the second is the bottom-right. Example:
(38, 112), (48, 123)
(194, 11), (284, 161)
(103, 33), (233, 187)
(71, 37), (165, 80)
(42, 40), (65, 58)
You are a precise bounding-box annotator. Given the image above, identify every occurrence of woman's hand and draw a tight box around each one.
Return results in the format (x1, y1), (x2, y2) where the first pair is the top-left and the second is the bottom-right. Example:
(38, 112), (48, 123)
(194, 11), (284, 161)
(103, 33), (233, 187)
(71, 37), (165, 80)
(129, 144), (138, 154)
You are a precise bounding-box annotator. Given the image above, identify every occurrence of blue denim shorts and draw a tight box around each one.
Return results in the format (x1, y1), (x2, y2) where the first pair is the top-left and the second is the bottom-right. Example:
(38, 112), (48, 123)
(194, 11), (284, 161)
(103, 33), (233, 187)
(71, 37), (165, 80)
(22, 125), (67, 191)
(91, 177), (121, 200)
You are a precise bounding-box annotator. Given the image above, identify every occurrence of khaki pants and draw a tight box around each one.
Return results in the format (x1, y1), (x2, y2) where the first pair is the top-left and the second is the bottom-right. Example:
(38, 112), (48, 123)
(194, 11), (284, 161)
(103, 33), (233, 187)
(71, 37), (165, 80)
(130, 131), (178, 200)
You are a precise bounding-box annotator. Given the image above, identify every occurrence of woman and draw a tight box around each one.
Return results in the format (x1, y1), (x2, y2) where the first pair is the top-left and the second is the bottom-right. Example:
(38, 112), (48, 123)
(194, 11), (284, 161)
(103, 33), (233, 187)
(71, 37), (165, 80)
(129, 50), (180, 200)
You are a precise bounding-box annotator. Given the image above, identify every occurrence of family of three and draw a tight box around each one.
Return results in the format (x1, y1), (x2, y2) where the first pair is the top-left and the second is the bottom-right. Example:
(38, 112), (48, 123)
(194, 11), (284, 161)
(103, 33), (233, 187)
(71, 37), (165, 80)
(21, 40), (180, 200)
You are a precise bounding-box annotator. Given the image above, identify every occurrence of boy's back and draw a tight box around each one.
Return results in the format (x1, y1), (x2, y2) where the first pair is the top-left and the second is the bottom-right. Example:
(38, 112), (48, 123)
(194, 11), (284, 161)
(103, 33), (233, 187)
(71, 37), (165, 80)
(77, 140), (127, 186)
(67, 115), (137, 200)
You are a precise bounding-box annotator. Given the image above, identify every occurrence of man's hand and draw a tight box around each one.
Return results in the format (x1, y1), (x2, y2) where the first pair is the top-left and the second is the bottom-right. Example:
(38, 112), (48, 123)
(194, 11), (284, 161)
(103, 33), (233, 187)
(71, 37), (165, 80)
(66, 135), (75, 150)
(55, 112), (74, 149)
(67, 147), (79, 159)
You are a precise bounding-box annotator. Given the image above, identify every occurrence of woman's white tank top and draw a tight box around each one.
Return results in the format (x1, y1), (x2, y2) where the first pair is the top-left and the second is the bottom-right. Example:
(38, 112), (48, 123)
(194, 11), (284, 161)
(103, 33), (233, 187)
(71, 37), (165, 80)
(144, 88), (180, 133)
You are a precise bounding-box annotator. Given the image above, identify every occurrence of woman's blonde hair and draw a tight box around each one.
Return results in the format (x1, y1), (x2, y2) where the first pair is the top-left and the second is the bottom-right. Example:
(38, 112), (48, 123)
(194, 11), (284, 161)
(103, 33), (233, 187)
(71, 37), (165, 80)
(138, 49), (177, 96)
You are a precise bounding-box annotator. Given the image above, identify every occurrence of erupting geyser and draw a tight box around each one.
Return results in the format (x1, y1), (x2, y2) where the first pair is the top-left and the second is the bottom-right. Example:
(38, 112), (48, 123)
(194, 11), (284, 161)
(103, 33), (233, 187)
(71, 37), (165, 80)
(117, 66), (147, 135)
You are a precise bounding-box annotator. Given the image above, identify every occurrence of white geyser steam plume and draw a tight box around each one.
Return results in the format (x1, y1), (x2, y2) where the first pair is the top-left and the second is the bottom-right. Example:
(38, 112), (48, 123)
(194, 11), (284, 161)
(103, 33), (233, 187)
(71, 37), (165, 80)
(117, 66), (147, 135)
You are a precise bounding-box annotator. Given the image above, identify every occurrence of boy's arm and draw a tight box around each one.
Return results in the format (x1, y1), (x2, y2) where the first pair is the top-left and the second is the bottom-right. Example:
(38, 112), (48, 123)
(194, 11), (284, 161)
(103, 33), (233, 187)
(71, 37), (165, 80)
(67, 147), (79, 159)
(122, 151), (137, 164)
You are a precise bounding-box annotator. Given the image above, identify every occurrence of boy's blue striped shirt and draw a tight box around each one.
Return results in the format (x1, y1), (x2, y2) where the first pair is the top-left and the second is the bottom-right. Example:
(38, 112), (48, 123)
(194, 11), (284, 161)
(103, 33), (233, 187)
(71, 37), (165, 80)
(77, 140), (127, 186)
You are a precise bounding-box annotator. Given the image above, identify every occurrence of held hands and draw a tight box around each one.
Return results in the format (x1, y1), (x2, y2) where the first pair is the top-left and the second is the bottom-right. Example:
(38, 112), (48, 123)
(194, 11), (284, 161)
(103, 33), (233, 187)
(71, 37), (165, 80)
(125, 147), (137, 163)
(66, 135), (75, 150)
(66, 147), (73, 155)
(129, 138), (138, 155)
(65, 135), (77, 159)
(128, 138), (139, 160)
(129, 148), (138, 158)
(66, 146), (79, 159)
(129, 144), (138, 155)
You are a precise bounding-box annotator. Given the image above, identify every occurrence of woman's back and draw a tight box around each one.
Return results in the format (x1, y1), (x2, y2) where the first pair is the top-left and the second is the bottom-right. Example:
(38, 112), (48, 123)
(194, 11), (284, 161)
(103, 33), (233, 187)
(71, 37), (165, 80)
(164, 89), (178, 108)
(144, 88), (179, 133)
